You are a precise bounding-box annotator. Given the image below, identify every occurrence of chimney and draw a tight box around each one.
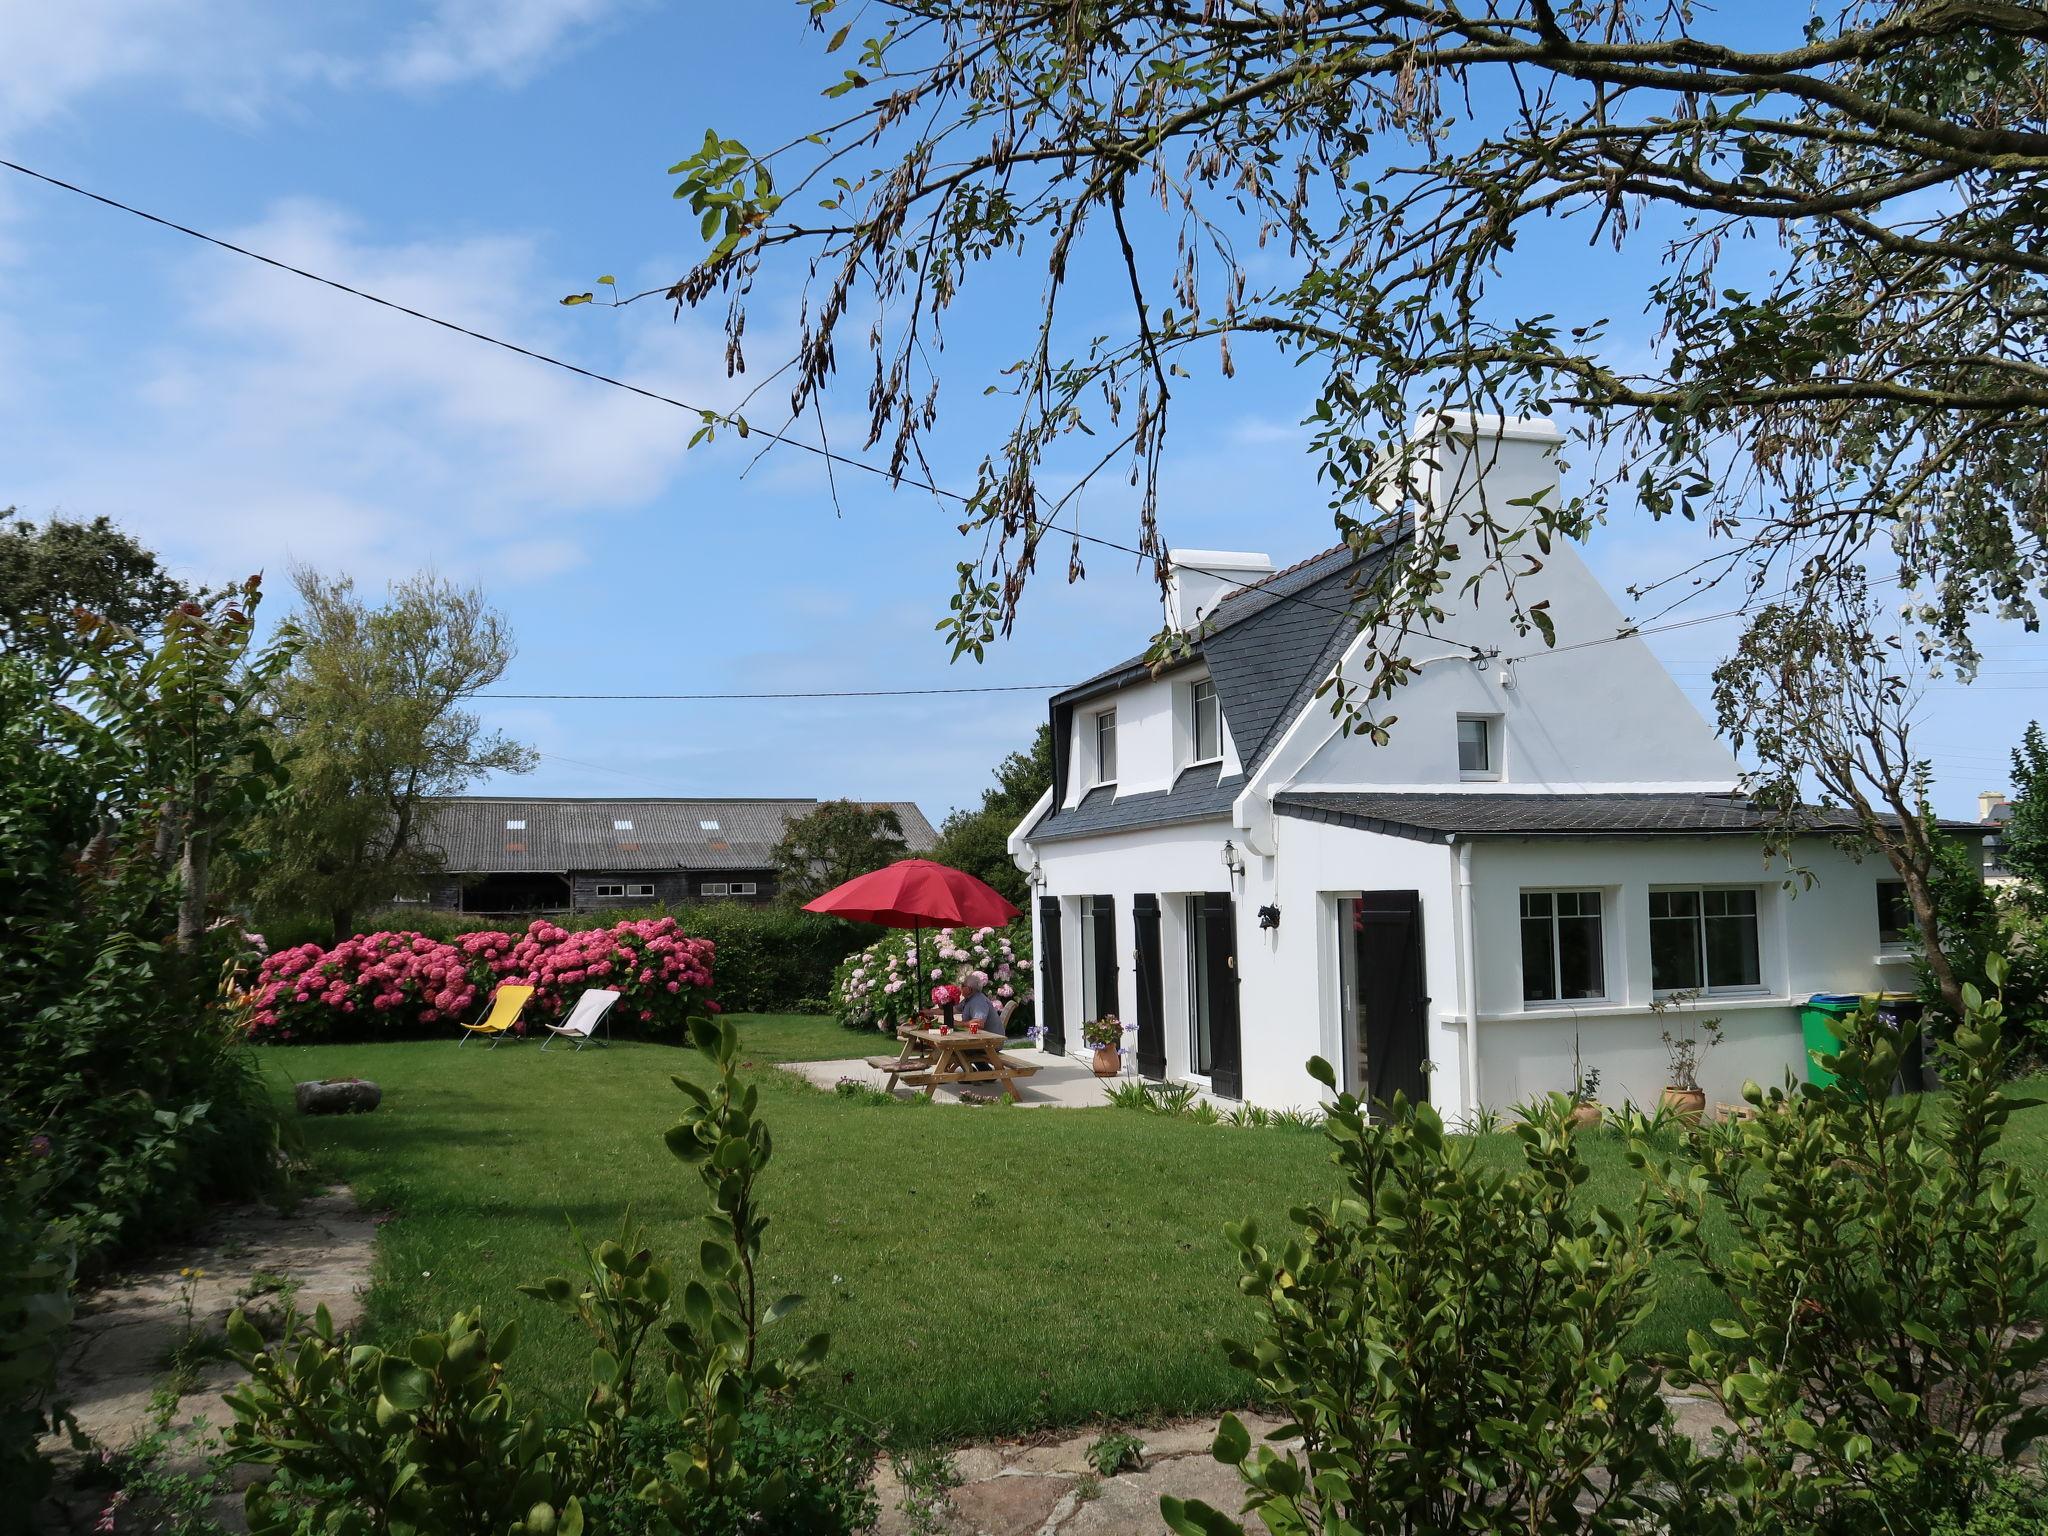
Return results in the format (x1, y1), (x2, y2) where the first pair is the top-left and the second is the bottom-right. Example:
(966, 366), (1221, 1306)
(1166, 549), (1275, 632)
(1980, 791), (2010, 822)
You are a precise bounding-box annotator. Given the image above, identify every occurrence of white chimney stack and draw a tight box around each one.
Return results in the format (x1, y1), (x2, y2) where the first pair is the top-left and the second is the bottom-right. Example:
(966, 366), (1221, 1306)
(1166, 548), (1274, 632)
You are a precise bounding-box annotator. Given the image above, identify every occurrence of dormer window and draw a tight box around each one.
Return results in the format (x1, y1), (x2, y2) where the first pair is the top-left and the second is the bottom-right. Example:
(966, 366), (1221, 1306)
(1094, 709), (1118, 785)
(699, 819), (720, 831)
(612, 819), (634, 832)
(1457, 716), (1499, 780)
(504, 818), (526, 831)
(1190, 678), (1221, 763)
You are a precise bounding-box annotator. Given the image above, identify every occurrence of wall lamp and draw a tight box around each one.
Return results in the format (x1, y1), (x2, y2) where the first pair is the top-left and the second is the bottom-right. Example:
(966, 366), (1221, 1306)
(1257, 904), (1281, 930)
(1027, 860), (1047, 889)
(1221, 839), (1246, 877)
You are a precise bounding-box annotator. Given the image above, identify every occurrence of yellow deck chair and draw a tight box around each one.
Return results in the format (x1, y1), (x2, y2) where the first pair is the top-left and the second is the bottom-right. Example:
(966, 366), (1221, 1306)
(459, 984), (534, 1047)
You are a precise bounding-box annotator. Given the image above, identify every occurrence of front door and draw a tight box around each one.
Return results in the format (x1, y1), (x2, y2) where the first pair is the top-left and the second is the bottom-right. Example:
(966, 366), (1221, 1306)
(1037, 895), (1065, 1055)
(1190, 892), (1243, 1099)
(1131, 894), (1165, 1080)
(1346, 891), (1429, 1109)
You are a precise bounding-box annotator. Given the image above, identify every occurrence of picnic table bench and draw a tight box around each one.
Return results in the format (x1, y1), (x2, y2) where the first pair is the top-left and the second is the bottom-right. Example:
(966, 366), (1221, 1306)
(865, 1025), (1041, 1102)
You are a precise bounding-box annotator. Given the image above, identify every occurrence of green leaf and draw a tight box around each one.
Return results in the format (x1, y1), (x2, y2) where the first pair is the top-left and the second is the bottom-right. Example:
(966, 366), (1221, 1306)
(1212, 1413), (1250, 1465)
(377, 1357), (432, 1412)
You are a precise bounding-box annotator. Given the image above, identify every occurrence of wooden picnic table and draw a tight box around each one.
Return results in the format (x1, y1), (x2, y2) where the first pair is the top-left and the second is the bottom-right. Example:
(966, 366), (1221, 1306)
(866, 1025), (1041, 1102)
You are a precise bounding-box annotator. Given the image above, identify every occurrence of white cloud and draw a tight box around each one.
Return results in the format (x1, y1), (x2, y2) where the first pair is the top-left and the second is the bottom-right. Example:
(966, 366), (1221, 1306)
(379, 0), (626, 89)
(0, 0), (627, 132)
(7, 198), (735, 590)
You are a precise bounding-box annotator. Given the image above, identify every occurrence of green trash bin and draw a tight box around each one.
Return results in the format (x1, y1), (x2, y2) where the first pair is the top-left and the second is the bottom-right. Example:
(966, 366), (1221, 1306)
(1801, 994), (1865, 1087)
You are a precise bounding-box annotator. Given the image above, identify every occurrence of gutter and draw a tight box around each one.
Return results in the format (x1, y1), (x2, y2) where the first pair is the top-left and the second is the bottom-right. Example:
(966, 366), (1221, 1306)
(1007, 786), (1055, 876)
(1452, 834), (1479, 1122)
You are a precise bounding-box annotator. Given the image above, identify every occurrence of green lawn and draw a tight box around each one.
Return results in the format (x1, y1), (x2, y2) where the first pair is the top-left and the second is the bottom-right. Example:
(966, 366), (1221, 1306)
(261, 1017), (2048, 1446)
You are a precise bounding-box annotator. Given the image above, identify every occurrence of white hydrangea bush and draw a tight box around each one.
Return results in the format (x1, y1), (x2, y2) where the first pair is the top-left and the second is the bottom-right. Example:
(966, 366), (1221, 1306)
(831, 921), (1034, 1032)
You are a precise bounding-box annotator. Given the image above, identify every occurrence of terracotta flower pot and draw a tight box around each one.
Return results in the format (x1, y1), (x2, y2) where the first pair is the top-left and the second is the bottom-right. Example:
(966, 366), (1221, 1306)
(1091, 1045), (1121, 1077)
(1661, 1085), (1707, 1124)
(1568, 1100), (1603, 1131)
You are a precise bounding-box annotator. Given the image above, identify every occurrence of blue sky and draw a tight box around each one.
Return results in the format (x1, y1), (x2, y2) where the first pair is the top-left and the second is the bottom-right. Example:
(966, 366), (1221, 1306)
(2, 1), (2038, 823)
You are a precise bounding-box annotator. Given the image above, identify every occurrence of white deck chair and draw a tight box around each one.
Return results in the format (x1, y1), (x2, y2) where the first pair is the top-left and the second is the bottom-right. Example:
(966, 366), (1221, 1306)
(541, 988), (620, 1051)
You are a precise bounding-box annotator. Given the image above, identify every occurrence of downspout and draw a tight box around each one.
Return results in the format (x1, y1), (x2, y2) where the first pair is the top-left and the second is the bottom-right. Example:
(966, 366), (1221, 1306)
(1453, 836), (1479, 1123)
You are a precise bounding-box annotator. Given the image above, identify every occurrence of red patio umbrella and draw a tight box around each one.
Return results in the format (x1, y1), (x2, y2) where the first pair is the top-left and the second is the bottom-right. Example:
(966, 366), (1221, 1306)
(804, 859), (1021, 1019)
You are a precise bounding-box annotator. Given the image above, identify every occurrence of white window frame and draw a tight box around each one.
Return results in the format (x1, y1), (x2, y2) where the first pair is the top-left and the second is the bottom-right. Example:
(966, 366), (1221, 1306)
(613, 819), (634, 832)
(624, 882), (654, 899)
(1094, 708), (1118, 785)
(1649, 885), (1766, 996)
(1456, 715), (1500, 781)
(595, 882), (625, 898)
(701, 881), (729, 897)
(505, 818), (526, 831)
(728, 881), (757, 896)
(1518, 889), (1609, 1005)
(1188, 677), (1222, 765)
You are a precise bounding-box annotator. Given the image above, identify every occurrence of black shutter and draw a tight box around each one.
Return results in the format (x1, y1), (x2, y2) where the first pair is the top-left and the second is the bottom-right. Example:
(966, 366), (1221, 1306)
(1203, 892), (1243, 1099)
(1356, 890), (1429, 1109)
(1037, 896), (1065, 1055)
(1132, 894), (1165, 1080)
(1089, 895), (1120, 1022)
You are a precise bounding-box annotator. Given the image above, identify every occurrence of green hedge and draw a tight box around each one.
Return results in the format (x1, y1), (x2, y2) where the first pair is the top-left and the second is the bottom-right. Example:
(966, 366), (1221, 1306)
(255, 903), (874, 1015)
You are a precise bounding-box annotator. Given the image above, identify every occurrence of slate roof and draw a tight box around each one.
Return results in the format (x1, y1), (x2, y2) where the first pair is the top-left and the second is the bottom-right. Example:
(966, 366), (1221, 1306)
(418, 797), (938, 874)
(1030, 535), (1407, 843)
(1274, 792), (1983, 844)
(1029, 762), (1243, 844)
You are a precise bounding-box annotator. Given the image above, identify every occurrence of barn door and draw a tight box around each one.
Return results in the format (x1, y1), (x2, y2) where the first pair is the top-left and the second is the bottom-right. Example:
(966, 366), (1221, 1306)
(1131, 894), (1165, 1080)
(1202, 892), (1243, 1100)
(1037, 895), (1065, 1055)
(1353, 890), (1429, 1110)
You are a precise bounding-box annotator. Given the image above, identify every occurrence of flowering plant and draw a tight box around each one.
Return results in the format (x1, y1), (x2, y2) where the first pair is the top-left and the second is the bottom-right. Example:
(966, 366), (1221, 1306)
(931, 983), (964, 1007)
(241, 916), (715, 1043)
(1081, 1014), (1125, 1049)
(831, 920), (1032, 1030)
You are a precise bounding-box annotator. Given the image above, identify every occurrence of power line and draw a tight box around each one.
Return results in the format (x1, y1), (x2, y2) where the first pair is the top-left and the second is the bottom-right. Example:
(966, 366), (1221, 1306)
(481, 683), (1067, 700)
(0, 156), (1407, 635)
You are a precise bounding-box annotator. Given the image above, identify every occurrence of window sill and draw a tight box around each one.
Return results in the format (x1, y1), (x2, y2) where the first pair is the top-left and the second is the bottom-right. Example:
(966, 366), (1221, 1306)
(1873, 949), (1916, 966)
(1486, 994), (1796, 1023)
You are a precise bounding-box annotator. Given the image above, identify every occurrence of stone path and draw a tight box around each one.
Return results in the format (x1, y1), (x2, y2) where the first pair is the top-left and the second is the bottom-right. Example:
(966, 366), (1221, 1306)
(34, 1187), (378, 1535)
(871, 1392), (1737, 1535)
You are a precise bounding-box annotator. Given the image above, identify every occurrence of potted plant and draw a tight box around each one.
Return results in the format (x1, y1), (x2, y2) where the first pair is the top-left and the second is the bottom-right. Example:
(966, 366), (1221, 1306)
(1081, 1014), (1124, 1076)
(1653, 990), (1723, 1124)
(1567, 1035), (1602, 1131)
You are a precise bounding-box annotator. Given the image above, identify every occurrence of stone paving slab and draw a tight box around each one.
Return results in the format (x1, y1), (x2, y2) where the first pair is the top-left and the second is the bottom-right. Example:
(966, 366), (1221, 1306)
(34, 1186), (378, 1535)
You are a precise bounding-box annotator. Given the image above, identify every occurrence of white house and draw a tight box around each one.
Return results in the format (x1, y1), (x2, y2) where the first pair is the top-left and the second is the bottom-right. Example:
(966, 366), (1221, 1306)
(1009, 415), (1967, 1120)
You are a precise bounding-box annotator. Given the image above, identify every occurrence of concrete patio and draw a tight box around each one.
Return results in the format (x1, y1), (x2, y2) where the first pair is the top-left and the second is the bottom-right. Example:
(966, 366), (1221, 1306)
(784, 1045), (1123, 1107)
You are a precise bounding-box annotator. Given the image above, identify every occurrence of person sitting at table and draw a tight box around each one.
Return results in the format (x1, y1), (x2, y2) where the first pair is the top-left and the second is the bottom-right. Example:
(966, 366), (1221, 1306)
(956, 971), (1004, 1033)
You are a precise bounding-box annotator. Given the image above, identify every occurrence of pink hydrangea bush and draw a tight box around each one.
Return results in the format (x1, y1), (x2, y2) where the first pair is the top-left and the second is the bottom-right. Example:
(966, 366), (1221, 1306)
(243, 917), (716, 1043)
(831, 920), (1032, 1031)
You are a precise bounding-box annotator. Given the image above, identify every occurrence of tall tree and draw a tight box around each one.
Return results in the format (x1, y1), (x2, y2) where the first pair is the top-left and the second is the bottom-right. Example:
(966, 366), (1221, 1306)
(2003, 722), (2048, 888)
(0, 509), (190, 686)
(241, 568), (536, 941)
(773, 800), (910, 907)
(638, 1), (2048, 735)
(1714, 579), (1975, 1025)
(930, 723), (1052, 906)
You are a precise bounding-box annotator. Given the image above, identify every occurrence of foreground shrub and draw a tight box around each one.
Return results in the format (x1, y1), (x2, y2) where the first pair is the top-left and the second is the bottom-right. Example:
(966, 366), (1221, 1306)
(225, 1016), (838, 1532)
(0, 1156), (76, 1509)
(242, 916), (716, 1042)
(1163, 1074), (1690, 1536)
(1636, 963), (2048, 1534)
(831, 920), (1031, 1031)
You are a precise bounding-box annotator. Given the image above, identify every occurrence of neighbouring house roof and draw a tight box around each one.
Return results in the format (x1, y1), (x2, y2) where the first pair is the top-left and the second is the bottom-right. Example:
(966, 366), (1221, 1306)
(1274, 791), (1984, 844)
(1029, 762), (1243, 844)
(1033, 534), (1409, 840)
(417, 796), (938, 874)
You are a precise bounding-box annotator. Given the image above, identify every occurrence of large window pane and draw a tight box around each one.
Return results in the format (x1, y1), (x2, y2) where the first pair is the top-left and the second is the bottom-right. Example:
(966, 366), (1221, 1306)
(1519, 892), (1556, 1002)
(1556, 891), (1605, 999)
(1096, 711), (1117, 782)
(1078, 901), (1098, 1022)
(1192, 679), (1221, 760)
(1649, 889), (1703, 991)
(1877, 881), (1912, 946)
(1457, 717), (1491, 774)
(1702, 889), (1760, 988)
